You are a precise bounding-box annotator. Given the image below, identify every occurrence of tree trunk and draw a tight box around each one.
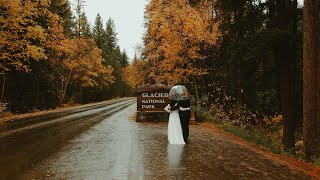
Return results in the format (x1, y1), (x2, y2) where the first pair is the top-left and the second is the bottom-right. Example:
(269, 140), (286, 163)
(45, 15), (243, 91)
(35, 78), (39, 107)
(277, 0), (298, 153)
(303, 0), (320, 159)
(32, 77), (39, 107)
(1, 76), (5, 102)
(62, 70), (72, 102)
(191, 77), (199, 103)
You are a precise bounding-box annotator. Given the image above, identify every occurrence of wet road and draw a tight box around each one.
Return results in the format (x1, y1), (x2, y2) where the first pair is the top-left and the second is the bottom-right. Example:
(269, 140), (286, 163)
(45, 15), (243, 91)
(1, 100), (313, 179)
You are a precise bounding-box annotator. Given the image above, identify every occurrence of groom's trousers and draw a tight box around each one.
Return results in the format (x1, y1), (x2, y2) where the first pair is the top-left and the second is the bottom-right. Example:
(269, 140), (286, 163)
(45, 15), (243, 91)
(179, 110), (191, 142)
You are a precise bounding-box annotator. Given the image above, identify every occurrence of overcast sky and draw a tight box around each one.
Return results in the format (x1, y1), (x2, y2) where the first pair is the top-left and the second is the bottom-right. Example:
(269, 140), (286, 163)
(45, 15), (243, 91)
(82, 0), (148, 61)
(81, 0), (304, 61)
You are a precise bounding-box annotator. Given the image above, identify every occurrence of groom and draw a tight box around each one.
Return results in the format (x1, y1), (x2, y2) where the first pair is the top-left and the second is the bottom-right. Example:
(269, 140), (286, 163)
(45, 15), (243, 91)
(172, 98), (191, 143)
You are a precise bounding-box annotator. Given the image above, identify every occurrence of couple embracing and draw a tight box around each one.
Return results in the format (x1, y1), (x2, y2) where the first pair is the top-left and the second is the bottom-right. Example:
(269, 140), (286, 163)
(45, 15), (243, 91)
(164, 85), (191, 144)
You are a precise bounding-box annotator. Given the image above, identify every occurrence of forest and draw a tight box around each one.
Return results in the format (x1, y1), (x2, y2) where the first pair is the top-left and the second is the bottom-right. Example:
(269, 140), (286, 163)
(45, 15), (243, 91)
(0, 0), (131, 113)
(1, 0), (319, 161)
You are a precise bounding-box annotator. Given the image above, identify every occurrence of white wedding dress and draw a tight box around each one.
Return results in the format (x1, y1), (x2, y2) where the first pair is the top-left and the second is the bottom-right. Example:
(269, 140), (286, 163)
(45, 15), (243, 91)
(164, 104), (185, 144)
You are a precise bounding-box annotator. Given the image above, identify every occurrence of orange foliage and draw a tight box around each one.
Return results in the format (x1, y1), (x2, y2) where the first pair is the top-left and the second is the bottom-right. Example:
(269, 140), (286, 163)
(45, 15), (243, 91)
(0, 0), (114, 102)
(144, 0), (219, 85)
(0, 0), (51, 74)
(123, 59), (147, 88)
(58, 38), (114, 88)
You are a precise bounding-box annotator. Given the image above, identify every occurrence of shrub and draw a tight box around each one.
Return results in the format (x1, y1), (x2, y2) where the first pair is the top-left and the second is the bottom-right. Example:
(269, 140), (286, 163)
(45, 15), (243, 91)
(256, 89), (280, 116)
(0, 102), (11, 118)
(0, 102), (7, 113)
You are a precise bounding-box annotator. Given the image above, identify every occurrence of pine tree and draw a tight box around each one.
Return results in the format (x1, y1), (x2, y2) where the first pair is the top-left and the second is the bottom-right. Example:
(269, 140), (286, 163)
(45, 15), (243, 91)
(103, 18), (132, 97)
(74, 0), (91, 38)
(49, 0), (74, 37)
(105, 18), (117, 60)
(275, 0), (299, 153)
(120, 50), (129, 68)
(93, 13), (105, 50)
(80, 13), (91, 38)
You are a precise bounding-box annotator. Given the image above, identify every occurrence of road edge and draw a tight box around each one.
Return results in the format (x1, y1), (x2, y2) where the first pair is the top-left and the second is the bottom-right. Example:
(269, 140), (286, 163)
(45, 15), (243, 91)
(201, 122), (320, 179)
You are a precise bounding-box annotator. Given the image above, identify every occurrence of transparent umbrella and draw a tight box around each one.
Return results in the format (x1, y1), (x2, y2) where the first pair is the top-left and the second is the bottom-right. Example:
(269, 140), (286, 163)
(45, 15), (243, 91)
(168, 85), (190, 100)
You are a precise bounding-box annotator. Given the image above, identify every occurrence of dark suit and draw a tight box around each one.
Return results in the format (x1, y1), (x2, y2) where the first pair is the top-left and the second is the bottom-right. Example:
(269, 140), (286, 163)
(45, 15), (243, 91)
(173, 99), (191, 142)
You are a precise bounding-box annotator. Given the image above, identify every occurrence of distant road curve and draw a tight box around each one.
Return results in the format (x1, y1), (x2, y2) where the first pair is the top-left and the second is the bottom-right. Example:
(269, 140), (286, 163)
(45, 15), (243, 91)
(0, 97), (136, 137)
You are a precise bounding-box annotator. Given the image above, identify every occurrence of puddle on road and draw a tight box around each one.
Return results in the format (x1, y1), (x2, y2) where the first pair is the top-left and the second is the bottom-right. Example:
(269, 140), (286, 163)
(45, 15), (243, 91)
(167, 144), (185, 170)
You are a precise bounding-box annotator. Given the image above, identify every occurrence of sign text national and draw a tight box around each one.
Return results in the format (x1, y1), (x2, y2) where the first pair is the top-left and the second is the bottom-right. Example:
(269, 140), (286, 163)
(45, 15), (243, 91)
(136, 87), (170, 112)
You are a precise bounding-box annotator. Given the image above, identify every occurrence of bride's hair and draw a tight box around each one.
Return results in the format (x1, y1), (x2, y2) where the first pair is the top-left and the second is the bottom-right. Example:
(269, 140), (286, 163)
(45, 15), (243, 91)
(170, 100), (177, 107)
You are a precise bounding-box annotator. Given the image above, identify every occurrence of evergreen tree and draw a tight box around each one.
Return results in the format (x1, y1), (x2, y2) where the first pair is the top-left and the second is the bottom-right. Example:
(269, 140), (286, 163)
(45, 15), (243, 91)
(104, 18), (118, 64)
(276, 0), (299, 154)
(80, 12), (91, 38)
(92, 13), (105, 50)
(102, 18), (132, 97)
(133, 54), (139, 63)
(211, 0), (265, 108)
(75, 0), (91, 38)
(49, 0), (75, 37)
(120, 50), (129, 68)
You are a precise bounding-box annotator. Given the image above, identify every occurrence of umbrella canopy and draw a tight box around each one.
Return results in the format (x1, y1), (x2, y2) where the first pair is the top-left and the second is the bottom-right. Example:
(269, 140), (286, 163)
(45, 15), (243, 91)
(168, 85), (190, 100)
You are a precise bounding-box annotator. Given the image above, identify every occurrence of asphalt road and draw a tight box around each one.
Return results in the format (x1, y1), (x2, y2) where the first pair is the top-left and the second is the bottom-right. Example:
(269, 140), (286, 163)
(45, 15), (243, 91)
(0, 99), (314, 180)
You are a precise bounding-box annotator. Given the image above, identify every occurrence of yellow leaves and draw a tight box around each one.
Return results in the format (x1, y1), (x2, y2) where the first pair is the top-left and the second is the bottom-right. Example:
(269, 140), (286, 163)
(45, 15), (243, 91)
(10, 61), (23, 70)
(263, 116), (270, 124)
(25, 25), (45, 41)
(100, 65), (114, 86)
(263, 114), (283, 125)
(38, 0), (50, 7)
(272, 115), (283, 123)
(56, 38), (115, 88)
(145, 0), (220, 85)
(0, 0), (49, 74)
(123, 60), (147, 88)
(26, 44), (46, 61)
(45, 14), (65, 52)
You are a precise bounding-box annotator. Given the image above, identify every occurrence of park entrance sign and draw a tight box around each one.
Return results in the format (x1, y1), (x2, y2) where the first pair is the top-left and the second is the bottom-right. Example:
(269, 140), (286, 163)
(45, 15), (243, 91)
(136, 86), (170, 121)
(138, 92), (170, 111)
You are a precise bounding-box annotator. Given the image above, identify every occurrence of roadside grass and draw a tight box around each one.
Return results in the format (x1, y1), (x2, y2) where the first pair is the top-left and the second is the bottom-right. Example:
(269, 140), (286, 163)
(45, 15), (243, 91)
(311, 157), (320, 166)
(195, 105), (320, 166)
(195, 106), (282, 154)
(217, 123), (282, 154)
(203, 119), (320, 166)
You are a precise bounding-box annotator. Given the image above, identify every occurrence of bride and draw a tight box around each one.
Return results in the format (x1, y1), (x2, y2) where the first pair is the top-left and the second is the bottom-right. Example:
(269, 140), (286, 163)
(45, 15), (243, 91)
(164, 100), (185, 144)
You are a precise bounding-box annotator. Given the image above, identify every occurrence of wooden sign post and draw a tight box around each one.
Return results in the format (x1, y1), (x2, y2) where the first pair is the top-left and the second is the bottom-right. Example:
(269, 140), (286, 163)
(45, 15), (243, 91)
(136, 86), (171, 122)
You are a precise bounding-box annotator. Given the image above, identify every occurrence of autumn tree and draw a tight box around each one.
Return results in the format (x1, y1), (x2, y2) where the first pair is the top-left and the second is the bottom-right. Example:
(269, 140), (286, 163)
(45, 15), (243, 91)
(0, 0), (48, 74)
(0, 0), (51, 104)
(56, 38), (114, 102)
(124, 59), (148, 88)
(0, 0), (123, 111)
(303, 0), (320, 159)
(144, 0), (218, 97)
(46, 4), (115, 104)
